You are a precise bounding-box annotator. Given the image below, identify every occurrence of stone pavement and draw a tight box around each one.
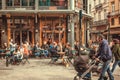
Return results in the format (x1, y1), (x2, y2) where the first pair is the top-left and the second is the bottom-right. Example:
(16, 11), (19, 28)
(0, 59), (119, 80)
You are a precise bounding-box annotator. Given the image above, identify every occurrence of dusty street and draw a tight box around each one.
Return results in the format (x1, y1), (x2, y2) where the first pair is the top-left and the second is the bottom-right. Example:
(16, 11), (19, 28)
(0, 59), (119, 80)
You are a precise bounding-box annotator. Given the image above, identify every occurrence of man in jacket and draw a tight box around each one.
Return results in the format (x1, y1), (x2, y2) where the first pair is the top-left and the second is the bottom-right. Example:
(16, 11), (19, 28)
(111, 39), (120, 73)
(96, 34), (114, 80)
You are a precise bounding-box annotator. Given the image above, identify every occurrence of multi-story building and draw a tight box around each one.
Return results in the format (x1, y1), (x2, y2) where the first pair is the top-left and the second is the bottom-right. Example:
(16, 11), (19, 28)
(108, 0), (120, 40)
(0, 0), (91, 48)
(72, 0), (92, 47)
(89, 0), (109, 42)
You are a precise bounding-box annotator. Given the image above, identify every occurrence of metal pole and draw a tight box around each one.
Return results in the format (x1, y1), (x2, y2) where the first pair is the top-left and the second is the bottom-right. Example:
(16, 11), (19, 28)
(107, 12), (111, 45)
(70, 14), (75, 49)
(59, 27), (61, 42)
(108, 22), (110, 44)
(79, 10), (82, 55)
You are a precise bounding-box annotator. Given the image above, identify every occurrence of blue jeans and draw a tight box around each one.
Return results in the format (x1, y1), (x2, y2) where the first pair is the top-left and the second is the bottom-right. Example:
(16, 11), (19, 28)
(35, 52), (40, 57)
(111, 60), (120, 73)
(98, 60), (114, 80)
(44, 50), (48, 57)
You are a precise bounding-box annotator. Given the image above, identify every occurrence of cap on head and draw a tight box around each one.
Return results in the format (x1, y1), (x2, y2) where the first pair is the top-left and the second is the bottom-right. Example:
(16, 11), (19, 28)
(113, 39), (119, 44)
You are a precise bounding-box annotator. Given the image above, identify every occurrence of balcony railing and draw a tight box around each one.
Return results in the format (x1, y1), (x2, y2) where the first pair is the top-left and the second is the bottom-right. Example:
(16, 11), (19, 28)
(6, 0), (68, 10)
(93, 19), (108, 27)
(39, 6), (67, 10)
(6, 0), (35, 10)
(38, 1), (68, 10)
(6, 6), (35, 10)
(95, 3), (102, 10)
(110, 10), (119, 16)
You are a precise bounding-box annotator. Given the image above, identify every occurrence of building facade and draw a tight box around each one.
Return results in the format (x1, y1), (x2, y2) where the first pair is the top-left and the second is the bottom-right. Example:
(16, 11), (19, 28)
(0, 0), (90, 48)
(108, 0), (120, 40)
(89, 0), (109, 42)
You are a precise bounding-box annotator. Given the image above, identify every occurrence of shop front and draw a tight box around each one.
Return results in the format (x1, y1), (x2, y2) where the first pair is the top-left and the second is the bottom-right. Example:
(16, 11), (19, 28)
(103, 27), (120, 40)
(3, 13), (67, 47)
(109, 28), (120, 40)
(7, 14), (35, 46)
(39, 14), (67, 46)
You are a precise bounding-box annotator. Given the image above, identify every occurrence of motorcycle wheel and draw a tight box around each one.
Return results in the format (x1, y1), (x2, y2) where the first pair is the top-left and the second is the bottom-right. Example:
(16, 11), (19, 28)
(73, 76), (79, 80)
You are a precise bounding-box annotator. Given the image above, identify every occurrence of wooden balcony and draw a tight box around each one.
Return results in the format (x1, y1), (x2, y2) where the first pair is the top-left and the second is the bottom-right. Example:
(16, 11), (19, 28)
(93, 19), (108, 27)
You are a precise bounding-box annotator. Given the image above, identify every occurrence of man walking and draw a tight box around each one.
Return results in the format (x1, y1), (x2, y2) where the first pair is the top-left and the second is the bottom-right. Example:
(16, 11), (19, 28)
(95, 34), (114, 80)
(111, 39), (120, 73)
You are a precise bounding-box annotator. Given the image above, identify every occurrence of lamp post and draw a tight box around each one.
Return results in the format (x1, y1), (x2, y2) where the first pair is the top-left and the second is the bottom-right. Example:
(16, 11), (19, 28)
(107, 12), (111, 44)
(79, 10), (82, 55)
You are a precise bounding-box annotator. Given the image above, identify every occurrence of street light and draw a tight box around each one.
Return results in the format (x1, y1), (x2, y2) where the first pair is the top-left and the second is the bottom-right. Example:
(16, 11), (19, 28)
(107, 12), (111, 44)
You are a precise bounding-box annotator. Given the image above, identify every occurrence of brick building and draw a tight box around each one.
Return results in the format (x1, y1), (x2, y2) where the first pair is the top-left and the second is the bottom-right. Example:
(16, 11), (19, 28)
(108, 0), (120, 40)
(88, 0), (109, 42)
(0, 0), (91, 48)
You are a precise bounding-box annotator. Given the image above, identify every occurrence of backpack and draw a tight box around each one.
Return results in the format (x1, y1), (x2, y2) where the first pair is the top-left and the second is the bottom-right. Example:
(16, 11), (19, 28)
(112, 44), (120, 60)
(115, 45), (120, 60)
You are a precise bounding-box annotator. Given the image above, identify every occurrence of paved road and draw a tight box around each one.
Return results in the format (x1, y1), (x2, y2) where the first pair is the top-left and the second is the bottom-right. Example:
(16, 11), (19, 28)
(0, 59), (119, 80)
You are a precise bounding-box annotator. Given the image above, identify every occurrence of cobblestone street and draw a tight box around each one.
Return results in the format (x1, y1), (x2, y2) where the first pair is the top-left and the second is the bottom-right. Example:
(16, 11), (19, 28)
(0, 0), (120, 80)
(0, 59), (119, 80)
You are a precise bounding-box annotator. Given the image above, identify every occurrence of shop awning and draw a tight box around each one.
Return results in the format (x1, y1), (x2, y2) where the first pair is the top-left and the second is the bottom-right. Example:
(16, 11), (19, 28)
(0, 9), (93, 18)
(104, 27), (120, 34)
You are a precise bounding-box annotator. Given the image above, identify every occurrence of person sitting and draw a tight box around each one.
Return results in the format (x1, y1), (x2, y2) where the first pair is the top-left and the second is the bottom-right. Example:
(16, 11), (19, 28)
(49, 42), (60, 63)
(9, 39), (17, 56)
(41, 41), (49, 57)
(32, 43), (41, 57)
(11, 46), (23, 64)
